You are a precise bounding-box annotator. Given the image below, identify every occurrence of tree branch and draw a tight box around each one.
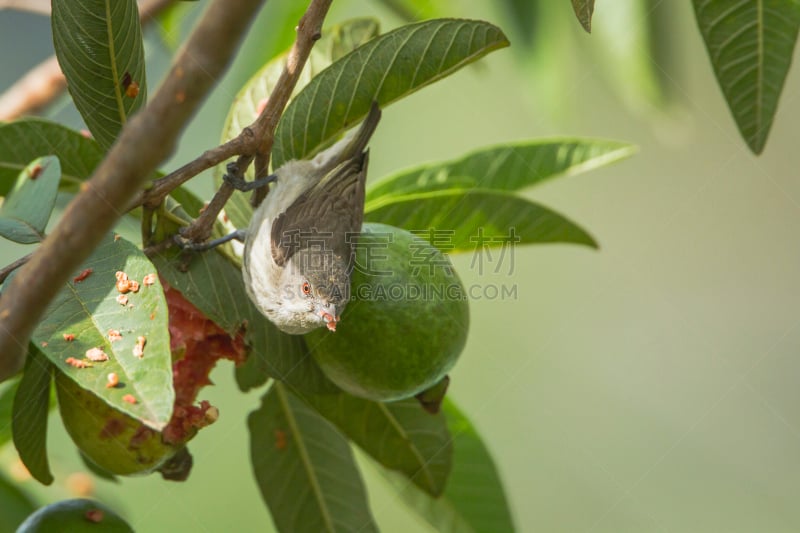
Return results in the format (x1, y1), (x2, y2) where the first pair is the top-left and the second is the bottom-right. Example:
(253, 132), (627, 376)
(163, 0), (333, 243)
(0, 56), (67, 121)
(0, 0), (49, 16)
(0, 0), (177, 121)
(0, 0), (266, 382)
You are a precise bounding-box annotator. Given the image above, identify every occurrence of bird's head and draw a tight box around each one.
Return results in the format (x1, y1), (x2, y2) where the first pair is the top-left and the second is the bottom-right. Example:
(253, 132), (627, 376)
(274, 248), (351, 334)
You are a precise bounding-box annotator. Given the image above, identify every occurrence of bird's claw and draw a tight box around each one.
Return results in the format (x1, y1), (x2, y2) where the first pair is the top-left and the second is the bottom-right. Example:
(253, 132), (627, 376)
(172, 232), (205, 252)
(223, 164), (277, 192)
(222, 171), (249, 191)
(173, 229), (246, 252)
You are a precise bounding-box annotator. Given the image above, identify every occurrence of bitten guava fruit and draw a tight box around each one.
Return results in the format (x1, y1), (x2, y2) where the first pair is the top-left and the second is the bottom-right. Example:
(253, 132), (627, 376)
(306, 223), (469, 401)
(54, 282), (242, 479)
(17, 498), (133, 532)
(56, 373), (179, 476)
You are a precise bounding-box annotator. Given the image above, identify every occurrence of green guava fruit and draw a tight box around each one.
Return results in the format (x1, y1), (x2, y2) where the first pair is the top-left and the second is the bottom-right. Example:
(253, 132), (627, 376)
(306, 223), (469, 401)
(55, 373), (179, 476)
(17, 498), (133, 532)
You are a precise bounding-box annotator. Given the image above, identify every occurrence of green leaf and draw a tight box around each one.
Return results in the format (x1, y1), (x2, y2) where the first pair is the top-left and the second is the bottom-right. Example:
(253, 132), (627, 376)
(374, 0), (456, 22)
(52, 0), (147, 150)
(218, 17), (381, 230)
(235, 332), (337, 394)
(31, 234), (173, 430)
(0, 156), (60, 244)
(593, 0), (671, 113)
(367, 138), (636, 201)
(272, 18), (509, 168)
(0, 377), (18, 448)
(223, 17), (379, 146)
(692, 0), (800, 154)
(0, 471), (36, 533)
(499, 0), (539, 46)
(12, 347), (54, 486)
(572, 0), (595, 32)
(329, 18), (382, 60)
(1, 376), (56, 452)
(383, 400), (515, 533)
(303, 393), (452, 496)
(151, 245), (337, 394)
(365, 189), (597, 251)
(249, 383), (377, 533)
(0, 119), (104, 196)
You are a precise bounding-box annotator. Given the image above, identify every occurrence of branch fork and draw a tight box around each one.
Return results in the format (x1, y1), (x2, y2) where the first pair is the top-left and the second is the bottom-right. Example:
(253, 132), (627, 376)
(0, 0), (334, 382)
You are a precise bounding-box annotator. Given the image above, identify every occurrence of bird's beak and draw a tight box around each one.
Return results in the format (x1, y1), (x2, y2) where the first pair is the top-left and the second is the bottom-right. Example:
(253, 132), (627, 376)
(318, 305), (338, 332)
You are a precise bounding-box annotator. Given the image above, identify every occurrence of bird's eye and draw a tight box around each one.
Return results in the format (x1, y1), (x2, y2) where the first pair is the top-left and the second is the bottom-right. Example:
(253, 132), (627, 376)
(301, 281), (311, 296)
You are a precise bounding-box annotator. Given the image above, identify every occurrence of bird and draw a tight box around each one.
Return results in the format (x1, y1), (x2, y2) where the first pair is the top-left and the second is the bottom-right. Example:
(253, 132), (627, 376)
(239, 103), (381, 334)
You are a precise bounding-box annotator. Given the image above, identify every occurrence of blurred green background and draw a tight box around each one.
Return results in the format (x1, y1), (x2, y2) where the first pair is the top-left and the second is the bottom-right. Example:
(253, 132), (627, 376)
(3, 1), (800, 531)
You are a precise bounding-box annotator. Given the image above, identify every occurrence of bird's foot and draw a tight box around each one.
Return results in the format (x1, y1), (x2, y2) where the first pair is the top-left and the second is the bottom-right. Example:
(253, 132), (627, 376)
(173, 229), (246, 252)
(223, 162), (277, 192)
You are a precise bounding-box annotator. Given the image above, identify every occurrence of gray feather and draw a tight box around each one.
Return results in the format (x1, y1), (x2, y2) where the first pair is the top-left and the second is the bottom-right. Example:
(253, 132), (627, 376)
(270, 102), (381, 267)
(270, 152), (368, 267)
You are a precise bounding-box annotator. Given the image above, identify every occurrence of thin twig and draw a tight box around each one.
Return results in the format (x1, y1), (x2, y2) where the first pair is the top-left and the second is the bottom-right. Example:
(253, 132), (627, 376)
(138, 131), (256, 210)
(0, 0), (177, 121)
(0, 253), (33, 285)
(167, 0), (333, 244)
(0, 0), (266, 382)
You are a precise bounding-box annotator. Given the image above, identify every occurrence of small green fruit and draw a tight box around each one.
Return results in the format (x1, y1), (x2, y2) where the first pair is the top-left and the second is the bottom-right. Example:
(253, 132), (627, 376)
(56, 373), (178, 476)
(306, 223), (469, 401)
(17, 498), (133, 532)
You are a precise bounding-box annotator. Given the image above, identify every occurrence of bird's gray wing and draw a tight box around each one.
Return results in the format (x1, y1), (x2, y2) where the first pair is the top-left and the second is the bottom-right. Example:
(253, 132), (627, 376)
(270, 152), (368, 267)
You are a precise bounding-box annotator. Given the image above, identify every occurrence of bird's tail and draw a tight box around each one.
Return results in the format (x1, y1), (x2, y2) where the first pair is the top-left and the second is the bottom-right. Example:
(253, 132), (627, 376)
(314, 102), (382, 169)
(344, 101), (381, 160)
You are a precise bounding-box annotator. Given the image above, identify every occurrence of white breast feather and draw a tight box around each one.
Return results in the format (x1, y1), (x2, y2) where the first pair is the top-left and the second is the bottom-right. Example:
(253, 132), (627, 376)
(242, 160), (317, 323)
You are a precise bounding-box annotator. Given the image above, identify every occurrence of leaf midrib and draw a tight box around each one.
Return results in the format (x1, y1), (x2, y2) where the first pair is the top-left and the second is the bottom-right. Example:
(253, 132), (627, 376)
(61, 249), (167, 429)
(364, 186), (519, 213)
(0, 216), (45, 241)
(365, 140), (636, 203)
(276, 383), (336, 533)
(275, 19), (509, 166)
(377, 403), (437, 492)
(755, 0), (764, 140)
(104, 0), (127, 127)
